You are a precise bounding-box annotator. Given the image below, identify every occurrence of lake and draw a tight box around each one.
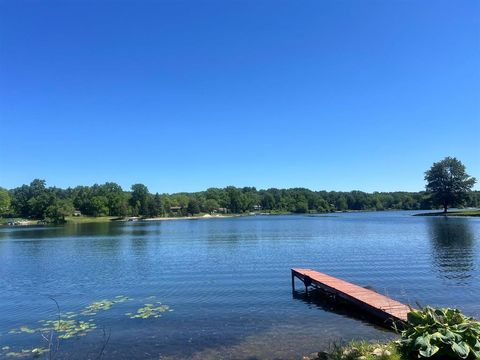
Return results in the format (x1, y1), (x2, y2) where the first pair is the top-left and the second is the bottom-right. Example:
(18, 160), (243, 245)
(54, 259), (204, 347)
(0, 212), (479, 359)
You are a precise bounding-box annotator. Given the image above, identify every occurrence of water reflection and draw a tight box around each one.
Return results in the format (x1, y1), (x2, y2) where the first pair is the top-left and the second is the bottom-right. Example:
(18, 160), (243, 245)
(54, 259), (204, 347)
(0, 222), (126, 240)
(122, 221), (161, 237)
(427, 218), (476, 284)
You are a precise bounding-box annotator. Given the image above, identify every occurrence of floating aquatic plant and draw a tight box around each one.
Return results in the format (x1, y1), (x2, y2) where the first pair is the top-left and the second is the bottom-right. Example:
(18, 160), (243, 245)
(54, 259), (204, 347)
(38, 319), (97, 339)
(63, 311), (77, 319)
(114, 295), (133, 303)
(81, 295), (133, 315)
(10, 318), (97, 340)
(126, 302), (171, 319)
(8, 295), (134, 340)
(8, 326), (35, 335)
(80, 300), (114, 315)
(31, 348), (48, 357)
(5, 350), (27, 358)
(5, 347), (48, 358)
(4, 294), (169, 357)
(19, 327), (35, 334)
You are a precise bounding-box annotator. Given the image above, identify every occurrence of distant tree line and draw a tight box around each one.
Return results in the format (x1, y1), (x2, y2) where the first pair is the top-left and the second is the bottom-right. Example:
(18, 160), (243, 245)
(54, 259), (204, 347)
(0, 179), (479, 223)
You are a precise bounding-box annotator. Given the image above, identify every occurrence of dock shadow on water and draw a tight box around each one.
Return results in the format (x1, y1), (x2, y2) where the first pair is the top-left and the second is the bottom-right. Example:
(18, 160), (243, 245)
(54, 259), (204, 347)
(292, 289), (396, 332)
(427, 217), (476, 284)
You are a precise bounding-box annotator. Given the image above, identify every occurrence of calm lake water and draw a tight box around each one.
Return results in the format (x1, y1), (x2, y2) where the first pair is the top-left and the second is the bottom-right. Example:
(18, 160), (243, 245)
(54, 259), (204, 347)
(1, 212), (479, 359)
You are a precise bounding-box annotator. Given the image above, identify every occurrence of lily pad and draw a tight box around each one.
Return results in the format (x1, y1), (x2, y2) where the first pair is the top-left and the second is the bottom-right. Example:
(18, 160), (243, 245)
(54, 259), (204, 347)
(81, 299), (115, 315)
(37, 319), (96, 339)
(128, 302), (171, 319)
(81, 296), (133, 315)
(5, 347), (48, 358)
(19, 327), (35, 334)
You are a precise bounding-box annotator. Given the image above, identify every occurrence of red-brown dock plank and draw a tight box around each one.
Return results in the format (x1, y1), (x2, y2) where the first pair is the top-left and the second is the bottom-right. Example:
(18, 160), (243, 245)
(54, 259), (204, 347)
(291, 268), (411, 325)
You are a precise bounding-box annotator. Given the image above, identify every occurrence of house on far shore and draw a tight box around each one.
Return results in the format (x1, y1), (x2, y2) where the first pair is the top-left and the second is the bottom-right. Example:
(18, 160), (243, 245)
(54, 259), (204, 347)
(73, 210), (82, 217)
(169, 206), (183, 213)
(216, 207), (229, 214)
(253, 204), (262, 211)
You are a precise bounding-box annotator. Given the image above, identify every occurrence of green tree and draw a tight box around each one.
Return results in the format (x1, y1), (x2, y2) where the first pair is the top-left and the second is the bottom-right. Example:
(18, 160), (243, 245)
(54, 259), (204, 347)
(71, 186), (93, 215)
(27, 193), (54, 219)
(294, 196), (308, 213)
(187, 198), (201, 215)
(130, 184), (149, 215)
(0, 187), (11, 216)
(108, 192), (129, 216)
(87, 196), (109, 217)
(335, 195), (348, 211)
(152, 193), (164, 216)
(143, 193), (164, 217)
(173, 194), (190, 209)
(260, 192), (275, 210)
(226, 186), (245, 213)
(96, 182), (127, 216)
(205, 188), (229, 208)
(10, 179), (52, 218)
(45, 199), (75, 223)
(425, 157), (476, 213)
(204, 199), (219, 213)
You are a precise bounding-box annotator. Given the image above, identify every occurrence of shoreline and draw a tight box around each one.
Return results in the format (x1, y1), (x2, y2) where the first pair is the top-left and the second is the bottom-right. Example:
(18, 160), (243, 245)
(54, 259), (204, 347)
(4, 208), (479, 226)
(142, 214), (243, 221)
(414, 209), (480, 217)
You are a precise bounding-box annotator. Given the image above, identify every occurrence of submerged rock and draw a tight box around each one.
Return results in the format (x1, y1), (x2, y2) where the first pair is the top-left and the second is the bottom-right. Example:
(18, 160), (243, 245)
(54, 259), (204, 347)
(343, 347), (360, 357)
(372, 347), (391, 357)
(302, 351), (330, 360)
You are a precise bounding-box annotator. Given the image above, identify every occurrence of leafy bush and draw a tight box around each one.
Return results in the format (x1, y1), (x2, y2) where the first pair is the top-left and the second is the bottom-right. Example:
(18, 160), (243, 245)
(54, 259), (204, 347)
(400, 307), (480, 359)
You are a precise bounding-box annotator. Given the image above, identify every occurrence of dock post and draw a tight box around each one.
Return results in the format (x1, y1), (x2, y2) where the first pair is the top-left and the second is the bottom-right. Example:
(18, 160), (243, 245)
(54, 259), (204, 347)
(291, 270), (295, 291)
(304, 275), (312, 296)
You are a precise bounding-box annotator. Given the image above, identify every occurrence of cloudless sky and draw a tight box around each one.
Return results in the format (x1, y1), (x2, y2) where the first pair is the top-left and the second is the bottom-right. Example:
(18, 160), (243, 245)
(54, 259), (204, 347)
(1, 0), (479, 193)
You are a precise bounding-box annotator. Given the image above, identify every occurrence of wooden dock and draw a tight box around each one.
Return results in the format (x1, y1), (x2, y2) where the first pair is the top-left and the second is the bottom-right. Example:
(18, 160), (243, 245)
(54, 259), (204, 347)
(291, 268), (411, 326)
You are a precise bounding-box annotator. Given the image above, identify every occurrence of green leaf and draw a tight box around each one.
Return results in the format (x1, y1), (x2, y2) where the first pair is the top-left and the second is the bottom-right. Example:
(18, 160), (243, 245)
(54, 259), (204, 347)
(408, 310), (425, 326)
(414, 335), (429, 349)
(451, 342), (470, 359)
(419, 344), (439, 358)
(442, 329), (459, 344)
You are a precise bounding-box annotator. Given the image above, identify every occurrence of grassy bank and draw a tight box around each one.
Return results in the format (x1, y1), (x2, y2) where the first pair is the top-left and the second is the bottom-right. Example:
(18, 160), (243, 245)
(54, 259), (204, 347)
(305, 341), (404, 360)
(415, 209), (480, 217)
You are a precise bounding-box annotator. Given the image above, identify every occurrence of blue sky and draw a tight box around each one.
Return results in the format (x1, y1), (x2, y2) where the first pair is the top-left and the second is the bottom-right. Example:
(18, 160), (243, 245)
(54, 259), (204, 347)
(1, 0), (478, 193)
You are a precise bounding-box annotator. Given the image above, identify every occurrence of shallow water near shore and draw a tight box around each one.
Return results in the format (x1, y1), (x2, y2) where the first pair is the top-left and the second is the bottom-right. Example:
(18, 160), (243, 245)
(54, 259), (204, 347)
(0, 211), (479, 359)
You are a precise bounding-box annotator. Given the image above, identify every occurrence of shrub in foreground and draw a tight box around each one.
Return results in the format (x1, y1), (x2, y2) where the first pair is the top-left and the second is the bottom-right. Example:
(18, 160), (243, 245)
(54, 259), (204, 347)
(400, 307), (480, 359)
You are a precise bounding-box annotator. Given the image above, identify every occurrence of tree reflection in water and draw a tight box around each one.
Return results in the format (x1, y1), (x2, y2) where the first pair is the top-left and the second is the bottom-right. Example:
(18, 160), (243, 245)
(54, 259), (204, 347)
(428, 217), (475, 284)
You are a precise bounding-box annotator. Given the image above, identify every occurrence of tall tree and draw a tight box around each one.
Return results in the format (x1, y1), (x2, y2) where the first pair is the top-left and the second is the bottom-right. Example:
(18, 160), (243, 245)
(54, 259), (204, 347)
(225, 186), (245, 213)
(187, 198), (201, 215)
(45, 199), (75, 223)
(425, 157), (476, 213)
(87, 196), (109, 217)
(204, 199), (219, 213)
(0, 187), (11, 216)
(130, 184), (149, 216)
(10, 179), (54, 218)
